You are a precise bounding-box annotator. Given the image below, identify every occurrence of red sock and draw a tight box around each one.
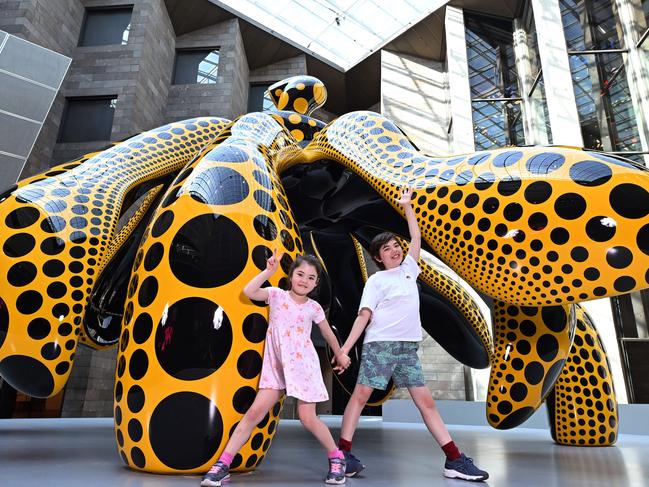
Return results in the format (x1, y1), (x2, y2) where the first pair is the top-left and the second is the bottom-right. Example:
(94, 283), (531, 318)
(442, 441), (461, 461)
(338, 438), (352, 452)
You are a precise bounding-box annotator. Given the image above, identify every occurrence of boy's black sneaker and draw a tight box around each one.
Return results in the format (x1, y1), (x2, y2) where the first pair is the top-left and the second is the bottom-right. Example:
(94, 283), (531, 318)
(444, 453), (489, 482)
(343, 450), (365, 477)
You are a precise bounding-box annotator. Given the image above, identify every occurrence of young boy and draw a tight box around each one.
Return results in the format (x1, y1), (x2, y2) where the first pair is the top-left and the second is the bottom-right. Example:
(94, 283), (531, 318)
(336, 187), (489, 482)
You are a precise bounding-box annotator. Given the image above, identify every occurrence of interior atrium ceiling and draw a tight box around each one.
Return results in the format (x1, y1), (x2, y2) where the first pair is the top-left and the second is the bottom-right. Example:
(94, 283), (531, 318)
(210, 0), (449, 72)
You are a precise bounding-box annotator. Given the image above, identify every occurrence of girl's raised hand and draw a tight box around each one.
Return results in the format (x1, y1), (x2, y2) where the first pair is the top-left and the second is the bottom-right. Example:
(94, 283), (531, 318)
(266, 249), (283, 273)
(396, 186), (413, 207)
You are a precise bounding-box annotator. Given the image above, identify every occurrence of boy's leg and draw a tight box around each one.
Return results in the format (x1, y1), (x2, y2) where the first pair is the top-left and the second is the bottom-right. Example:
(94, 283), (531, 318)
(339, 383), (374, 443)
(296, 400), (346, 485)
(407, 386), (488, 482)
(202, 388), (283, 487)
(407, 386), (452, 447)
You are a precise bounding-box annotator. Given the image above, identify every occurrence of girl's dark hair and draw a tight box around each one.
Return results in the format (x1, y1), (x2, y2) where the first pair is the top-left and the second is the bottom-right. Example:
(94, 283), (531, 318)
(286, 254), (323, 296)
(369, 232), (398, 270)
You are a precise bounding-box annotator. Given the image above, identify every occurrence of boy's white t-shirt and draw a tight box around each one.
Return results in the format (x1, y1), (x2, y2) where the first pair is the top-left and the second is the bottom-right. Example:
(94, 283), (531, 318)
(358, 253), (422, 343)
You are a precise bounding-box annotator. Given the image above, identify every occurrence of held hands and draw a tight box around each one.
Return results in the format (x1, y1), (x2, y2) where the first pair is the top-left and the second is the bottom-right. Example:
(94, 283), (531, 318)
(265, 248), (283, 274)
(331, 349), (351, 375)
(396, 186), (414, 208)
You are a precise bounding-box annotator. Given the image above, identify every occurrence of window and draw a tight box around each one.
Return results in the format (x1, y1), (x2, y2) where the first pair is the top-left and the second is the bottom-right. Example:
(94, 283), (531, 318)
(58, 97), (117, 143)
(464, 12), (524, 150)
(560, 0), (644, 159)
(78, 7), (132, 46)
(173, 49), (220, 85)
(248, 84), (274, 112)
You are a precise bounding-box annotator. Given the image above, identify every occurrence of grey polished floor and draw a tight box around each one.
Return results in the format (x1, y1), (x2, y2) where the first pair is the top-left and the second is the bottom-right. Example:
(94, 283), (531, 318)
(1, 417), (648, 487)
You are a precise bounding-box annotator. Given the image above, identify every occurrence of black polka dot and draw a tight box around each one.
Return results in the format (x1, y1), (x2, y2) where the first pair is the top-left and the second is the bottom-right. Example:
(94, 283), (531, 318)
(155, 297), (232, 380)
(233, 386), (256, 414)
(188, 167), (249, 205)
(252, 245), (272, 271)
(129, 349), (149, 380)
(497, 401), (513, 415)
(586, 216), (616, 242)
(493, 150), (522, 167)
(16, 290), (42, 314)
(0, 354), (54, 397)
(524, 361), (544, 385)
(280, 230), (295, 251)
(253, 170), (273, 190)
(251, 432), (264, 450)
(637, 224), (649, 256)
(526, 152), (565, 174)
(504, 203), (523, 222)
(614, 276), (635, 292)
(128, 418), (143, 442)
(169, 214), (248, 288)
(144, 243), (164, 271)
(151, 211), (174, 238)
(528, 212), (547, 231)
(130, 447), (145, 468)
(40, 216), (66, 233)
(569, 161), (612, 186)
(138, 276), (158, 307)
(3, 233), (36, 257)
(524, 181), (552, 204)
(8, 261), (37, 287)
(127, 385), (145, 413)
(55, 361), (70, 375)
(41, 342), (61, 360)
(237, 350), (263, 379)
(254, 215), (278, 241)
(482, 198), (499, 214)
(5, 207), (40, 229)
(555, 193), (586, 220)
(243, 313), (268, 343)
(550, 228), (570, 245)
(253, 190), (276, 212)
(510, 382), (528, 402)
(133, 313), (153, 344)
(27, 318), (50, 340)
(149, 392), (222, 470)
(541, 306), (568, 333)
(606, 246), (633, 269)
(609, 184), (649, 219)
(536, 334), (559, 362)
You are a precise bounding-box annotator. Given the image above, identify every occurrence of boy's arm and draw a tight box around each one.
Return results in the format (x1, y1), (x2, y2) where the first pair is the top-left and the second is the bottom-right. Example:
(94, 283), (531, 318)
(317, 319), (351, 373)
(340, 308), (372, 354)
(398, 187), (421, 261)
(243, 249), (281, 302)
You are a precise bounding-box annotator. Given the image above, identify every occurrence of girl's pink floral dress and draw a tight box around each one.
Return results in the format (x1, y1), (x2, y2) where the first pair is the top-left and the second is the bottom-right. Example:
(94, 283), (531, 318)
(259, 287), (329, 402)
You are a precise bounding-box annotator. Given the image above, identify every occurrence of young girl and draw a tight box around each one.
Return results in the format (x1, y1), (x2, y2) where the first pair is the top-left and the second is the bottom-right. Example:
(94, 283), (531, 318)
(201, 252), (352, 486)
(336, 188), (489, 482)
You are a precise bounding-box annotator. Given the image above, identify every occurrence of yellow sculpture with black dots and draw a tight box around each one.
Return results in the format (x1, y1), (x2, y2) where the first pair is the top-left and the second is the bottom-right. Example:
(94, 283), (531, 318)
(1, 74), (648, 475)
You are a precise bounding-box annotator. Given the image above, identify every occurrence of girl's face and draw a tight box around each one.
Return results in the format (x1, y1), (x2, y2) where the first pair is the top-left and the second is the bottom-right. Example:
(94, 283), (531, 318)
(376, 238), (403, 270)
(289, 262), (319, 296)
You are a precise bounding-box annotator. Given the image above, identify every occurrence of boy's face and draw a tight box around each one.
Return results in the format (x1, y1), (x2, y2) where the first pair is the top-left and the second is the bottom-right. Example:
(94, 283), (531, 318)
(375, 238), (403, 270)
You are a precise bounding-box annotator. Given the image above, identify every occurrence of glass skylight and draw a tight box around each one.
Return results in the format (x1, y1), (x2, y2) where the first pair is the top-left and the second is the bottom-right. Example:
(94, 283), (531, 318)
(211, 0), (448, 71)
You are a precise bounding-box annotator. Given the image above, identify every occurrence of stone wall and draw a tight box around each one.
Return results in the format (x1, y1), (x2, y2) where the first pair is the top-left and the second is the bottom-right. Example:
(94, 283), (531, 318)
(165, 18), (248, 123)
(381, 49), (450, 156)
(52, 0), (176, 165)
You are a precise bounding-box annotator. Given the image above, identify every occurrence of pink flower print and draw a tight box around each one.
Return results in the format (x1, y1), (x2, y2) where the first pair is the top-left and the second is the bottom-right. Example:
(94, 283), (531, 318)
(297, 326), (304, 334)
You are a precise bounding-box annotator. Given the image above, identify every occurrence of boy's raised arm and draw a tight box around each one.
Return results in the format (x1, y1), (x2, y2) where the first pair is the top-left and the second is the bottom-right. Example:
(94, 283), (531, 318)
(397, 187), (421, 261)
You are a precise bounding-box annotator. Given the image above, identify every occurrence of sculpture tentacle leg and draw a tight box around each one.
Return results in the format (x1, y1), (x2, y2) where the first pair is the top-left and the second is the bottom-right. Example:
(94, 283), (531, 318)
(546, 304), (618, 446)
(487, 302), (575, 429)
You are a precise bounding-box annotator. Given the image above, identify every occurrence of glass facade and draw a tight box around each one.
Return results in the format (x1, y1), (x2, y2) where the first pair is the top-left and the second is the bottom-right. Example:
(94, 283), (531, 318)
(560, 0), (645, 160)
(248, 84), (274, 112)
(465, 13), (524, 150)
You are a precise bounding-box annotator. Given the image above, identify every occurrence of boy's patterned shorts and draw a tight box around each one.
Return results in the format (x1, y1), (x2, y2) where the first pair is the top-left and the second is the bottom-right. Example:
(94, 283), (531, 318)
(357, 341), (425, 390)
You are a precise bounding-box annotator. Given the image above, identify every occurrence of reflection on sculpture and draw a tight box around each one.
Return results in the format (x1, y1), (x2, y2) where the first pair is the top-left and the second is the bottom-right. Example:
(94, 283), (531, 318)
(1, 74), (648, 473)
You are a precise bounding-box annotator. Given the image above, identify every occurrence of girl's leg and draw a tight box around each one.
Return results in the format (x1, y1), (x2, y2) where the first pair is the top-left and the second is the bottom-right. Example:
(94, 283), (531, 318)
(407, 386), (452, 446)
(222, 388), (284, 457)
(339, 383), (373, 442)
(296, 400), (338, 452)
